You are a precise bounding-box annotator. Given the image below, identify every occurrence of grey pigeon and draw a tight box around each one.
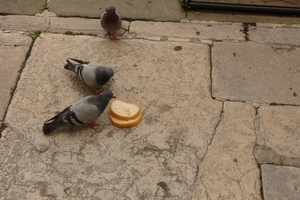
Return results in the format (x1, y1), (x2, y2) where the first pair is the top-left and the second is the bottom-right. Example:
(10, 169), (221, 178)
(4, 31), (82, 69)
(43, 91), (116, 134)
(64, 58), (114, 94)
(100, 6), (122, 40)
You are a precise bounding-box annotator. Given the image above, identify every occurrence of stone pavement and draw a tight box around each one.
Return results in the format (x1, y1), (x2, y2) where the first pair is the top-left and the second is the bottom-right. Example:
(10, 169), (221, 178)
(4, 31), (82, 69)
(0, 1), (300, 199)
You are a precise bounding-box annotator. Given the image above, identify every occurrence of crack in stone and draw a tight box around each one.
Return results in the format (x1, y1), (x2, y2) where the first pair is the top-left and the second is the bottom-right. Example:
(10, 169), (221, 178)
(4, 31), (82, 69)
(212, 96), (300, 107)
(268, 102), (300, 106)
(242, 23), (256, 41)
(193, 101), (224, 187)
(209, 43), (213, 99)
(0, 38), (36, 138)
(0, 122), (7, 138)
(253, 106), (265, 145)
(207, 101), (224, 149)
(271, 45), (297, 52)
(258, 164), (265, 200)
(251, 105), (265, 200)
(253, 105), (300, 167)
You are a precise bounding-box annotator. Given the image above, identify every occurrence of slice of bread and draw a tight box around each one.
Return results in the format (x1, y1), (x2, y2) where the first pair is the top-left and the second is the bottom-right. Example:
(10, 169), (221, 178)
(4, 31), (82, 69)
(110, 100), (141, 120)
(110, 99), (142, 128)
(110, 113), (142, 128)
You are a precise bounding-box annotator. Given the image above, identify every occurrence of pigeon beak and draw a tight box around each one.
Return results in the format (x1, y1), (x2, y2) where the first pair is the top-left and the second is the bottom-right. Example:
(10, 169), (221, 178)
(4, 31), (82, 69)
(111, 77), (115, 83)
(113, 96), (116, 99)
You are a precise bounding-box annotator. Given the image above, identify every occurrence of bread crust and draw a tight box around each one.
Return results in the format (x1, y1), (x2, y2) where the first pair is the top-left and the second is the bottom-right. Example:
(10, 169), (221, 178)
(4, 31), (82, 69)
(110, 113), (142, 128)
(110, 100), (142, 128)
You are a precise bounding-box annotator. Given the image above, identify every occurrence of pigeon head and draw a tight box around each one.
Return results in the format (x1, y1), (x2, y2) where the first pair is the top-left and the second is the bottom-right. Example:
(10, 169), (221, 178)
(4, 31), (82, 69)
(105, 68), (114, 78)
(94, 90), (116, 108)
(105, 6), (116, 14)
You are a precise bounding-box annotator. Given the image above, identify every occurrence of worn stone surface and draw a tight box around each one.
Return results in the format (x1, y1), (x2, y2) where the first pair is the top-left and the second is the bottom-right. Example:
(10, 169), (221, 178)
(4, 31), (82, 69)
(0, 0), (46, 15)
(0, 31), (32, 121)
(262, 164), (300, 200)
(49, 17), (129, 36)
(1, 34), (222, 199)
(0, 15), (129, 37)
(212, 41), (300, 105)
(249, 26), (300, 45)
(193, 102), (261, 200)
(48, 0), (185, 21)
(130, 21), (244, 41)
(0, 15), (49, 32)
(257, 106), (300, 159)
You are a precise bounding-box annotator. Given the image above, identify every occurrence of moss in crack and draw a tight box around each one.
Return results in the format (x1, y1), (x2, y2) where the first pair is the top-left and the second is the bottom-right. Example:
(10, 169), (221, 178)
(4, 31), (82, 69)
(30, 27), (49, 38)
(242, 23), (256, 41)
(242, 23), (250, 41)
(178, 0), (191, 11)
(40, 2), (49, 12)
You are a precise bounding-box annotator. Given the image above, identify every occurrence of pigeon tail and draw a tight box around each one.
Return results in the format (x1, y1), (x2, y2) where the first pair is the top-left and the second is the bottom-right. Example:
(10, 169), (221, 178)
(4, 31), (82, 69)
(67, 58), (90, 64)
(43, 124), (58, 134)
(64, 59), (76, 72)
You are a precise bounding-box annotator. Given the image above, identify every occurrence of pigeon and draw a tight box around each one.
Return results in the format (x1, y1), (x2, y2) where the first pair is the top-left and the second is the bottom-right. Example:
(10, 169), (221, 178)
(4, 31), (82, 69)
(100, 6), (122, 40)
(43, 90), (116, 134)
(64, 58), (114, 94)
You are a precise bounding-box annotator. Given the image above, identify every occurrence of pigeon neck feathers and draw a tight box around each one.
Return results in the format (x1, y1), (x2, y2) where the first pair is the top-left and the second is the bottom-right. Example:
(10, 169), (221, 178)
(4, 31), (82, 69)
(95, 68), (113, 85)
(93, 91), (114, 109)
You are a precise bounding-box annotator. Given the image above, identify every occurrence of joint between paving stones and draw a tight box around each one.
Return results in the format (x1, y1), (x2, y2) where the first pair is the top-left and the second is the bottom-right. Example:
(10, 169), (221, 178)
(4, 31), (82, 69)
(252, 105), (265, 200)
(258, 164), (265, 200)
(208, 43), (213, 100)
(253, 105), (262, 143)
(242, 22), (256, 41)
(253, 104), (300, 169)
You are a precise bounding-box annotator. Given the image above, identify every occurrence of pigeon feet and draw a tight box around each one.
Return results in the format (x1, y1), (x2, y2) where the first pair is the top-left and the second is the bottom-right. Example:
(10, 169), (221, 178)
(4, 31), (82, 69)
(95, 89), (104, 95)
(104, 31), (118, 40)
(87, 123), (99, 130)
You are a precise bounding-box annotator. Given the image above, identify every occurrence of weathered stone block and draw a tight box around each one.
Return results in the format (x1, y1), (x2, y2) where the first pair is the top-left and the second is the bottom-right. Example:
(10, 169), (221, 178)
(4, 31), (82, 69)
(262, 164), (300, 200)
(212, 41), (300, 105)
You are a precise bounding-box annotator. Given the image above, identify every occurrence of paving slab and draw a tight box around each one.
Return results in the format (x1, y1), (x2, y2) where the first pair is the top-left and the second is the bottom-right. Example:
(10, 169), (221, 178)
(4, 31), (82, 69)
(257, 106), (300, 159)
(0, 0), (46, 15)
(187, 11), (300, 24)
(0, 15), (49, 32)
(212, 41), (300, 105)
(249, 26), (300, 45)
(49, 17), (105, 36)
(193, 102), (261, 200)
(49, 17), (129, 36)
(254, 146), (300, 167)
(48, 0), (185, 21)
(130, 21), (245, 41)
(0, 15), (129, 37)
(1, 33), (223, 199)
(262, 164), (300, 200)
(0, 31), (32, 121)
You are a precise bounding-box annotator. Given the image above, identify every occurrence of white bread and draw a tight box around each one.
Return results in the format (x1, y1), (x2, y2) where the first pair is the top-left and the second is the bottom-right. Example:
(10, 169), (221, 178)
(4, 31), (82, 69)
(110, 99), (142, 128)
(110, 100), (141, 120)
